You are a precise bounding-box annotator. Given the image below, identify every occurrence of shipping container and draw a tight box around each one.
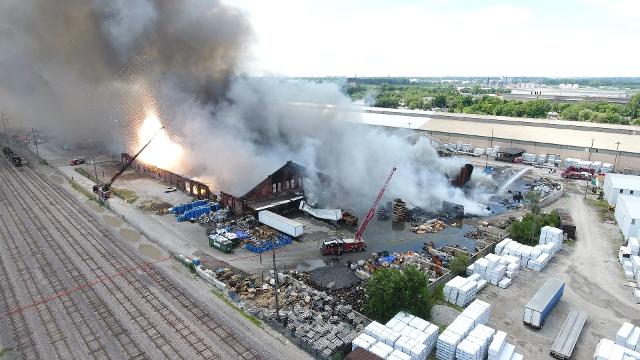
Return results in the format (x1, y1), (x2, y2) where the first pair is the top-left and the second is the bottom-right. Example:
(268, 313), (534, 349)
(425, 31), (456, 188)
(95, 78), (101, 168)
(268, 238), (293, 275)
(523, 278), (565, 329)
(258, 210), (304, 237)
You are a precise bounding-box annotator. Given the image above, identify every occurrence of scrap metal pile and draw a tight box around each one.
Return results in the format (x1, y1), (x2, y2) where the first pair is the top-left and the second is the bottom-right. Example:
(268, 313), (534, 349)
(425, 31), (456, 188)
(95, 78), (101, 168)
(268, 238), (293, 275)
(529, 176), (562, 198)
(213, 268), (369, 359)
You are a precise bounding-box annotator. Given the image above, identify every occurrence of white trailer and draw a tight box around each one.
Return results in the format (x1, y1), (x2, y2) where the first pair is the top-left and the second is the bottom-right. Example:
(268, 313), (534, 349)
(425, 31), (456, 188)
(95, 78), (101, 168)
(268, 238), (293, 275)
(258, 210), (304, 237)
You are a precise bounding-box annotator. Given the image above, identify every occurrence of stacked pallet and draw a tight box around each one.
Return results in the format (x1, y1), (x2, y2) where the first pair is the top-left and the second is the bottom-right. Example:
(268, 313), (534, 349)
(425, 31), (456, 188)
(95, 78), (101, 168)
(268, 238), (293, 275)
(444, 276), (482, 307)
(594, 338), (640, 360)
(616, 322), (640, 353)
(468, 253), (520, 288)
(455, 324), (495, 360)
(495, 231), (562, 273)
(354, 312), (439, 359)
(488, 330), (524, 360)
(436, 300), (491, 360)
(393, 199), (407, 223)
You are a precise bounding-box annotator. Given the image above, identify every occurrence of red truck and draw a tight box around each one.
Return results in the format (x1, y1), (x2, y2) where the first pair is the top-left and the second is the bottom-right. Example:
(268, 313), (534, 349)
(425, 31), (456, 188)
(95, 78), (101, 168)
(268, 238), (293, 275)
(561, 166), (595, 180)
(320, 238), (366, 255)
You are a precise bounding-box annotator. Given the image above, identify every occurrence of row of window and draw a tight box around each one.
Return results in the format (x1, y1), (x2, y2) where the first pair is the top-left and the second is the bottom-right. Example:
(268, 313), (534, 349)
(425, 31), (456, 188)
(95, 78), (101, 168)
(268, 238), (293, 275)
(619, 189), (635, 195)
(272, 177), (303, 193)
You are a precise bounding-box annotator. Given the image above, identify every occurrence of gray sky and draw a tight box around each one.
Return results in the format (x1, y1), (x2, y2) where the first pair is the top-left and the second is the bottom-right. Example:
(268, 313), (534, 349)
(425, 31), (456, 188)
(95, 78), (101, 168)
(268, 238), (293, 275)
(233, 0), (640, 77)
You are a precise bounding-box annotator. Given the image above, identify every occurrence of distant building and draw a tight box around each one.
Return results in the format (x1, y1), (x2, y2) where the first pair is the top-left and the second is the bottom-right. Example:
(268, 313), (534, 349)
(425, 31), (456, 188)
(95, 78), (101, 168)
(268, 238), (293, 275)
(603, 174), (640, 206)
(503, 87), (637, 104)
(615, 196), (640, 240)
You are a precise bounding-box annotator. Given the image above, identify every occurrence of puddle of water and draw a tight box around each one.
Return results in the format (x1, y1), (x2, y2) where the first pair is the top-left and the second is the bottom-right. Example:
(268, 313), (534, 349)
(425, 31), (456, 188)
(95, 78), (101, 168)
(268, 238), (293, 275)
(139, 244), (164, 260)
(102, 214), (123, 227)
(362, 218), (478, 254)
(119, 228), (141, 242)
(295, 259), (327, 272)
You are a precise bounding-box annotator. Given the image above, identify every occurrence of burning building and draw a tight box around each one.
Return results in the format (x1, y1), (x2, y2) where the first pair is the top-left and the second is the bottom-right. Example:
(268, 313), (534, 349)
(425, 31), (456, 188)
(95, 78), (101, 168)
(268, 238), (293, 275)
(220, 161), (330, 216)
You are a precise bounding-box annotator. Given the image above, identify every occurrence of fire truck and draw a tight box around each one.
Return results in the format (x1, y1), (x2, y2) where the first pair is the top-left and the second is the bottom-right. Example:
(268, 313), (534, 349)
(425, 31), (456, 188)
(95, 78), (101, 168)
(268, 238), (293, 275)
(321, 167), (396, 255)
(561, 166), (595, 180)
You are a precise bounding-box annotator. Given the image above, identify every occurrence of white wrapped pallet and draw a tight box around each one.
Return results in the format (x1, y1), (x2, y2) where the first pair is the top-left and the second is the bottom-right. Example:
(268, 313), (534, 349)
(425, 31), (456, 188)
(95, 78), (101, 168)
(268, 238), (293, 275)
(510, 353), (524, 360)
(630, 238), (640, 256)
(495, 238), (512, 255)
(455, 337), (482, 360)
(627, 328), (640, 352)
(408, 316), (430, 332)
(370, 341), (394, 359)
(617, 323), (635, 346)
(488, 331), (506, 360)
(476, 279), (488, 291)
(365, 321), (387, 340)
(436, 329), (462, 360)
(466, 264), (475, 276)
(352, 333), (376, 351)
(496, 343), (515, 360)
(594, 338), (640, 360)
(388, 349), (411, 360)
(498, 278), (512, 288)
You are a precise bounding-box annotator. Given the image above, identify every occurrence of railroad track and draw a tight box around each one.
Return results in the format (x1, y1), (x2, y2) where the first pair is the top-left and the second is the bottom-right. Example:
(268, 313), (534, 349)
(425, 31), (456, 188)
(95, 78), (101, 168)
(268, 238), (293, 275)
(0, 157), (263, 360)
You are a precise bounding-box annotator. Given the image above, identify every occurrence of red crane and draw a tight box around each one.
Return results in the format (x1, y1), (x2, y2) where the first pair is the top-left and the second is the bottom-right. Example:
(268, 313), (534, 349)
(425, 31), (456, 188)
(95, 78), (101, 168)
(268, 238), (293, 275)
(321, 167), (397, 255)
(355, 166), (397, 241)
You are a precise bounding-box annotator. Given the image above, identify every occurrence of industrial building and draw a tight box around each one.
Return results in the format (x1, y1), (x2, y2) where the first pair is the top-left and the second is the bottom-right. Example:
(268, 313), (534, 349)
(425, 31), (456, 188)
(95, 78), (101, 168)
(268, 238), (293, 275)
(220, 160), (329, 216)
(614, 196), (640, 240)
(503, 88), (637, 104)
(120, 153), (215, 199)
(603, 173), (640, 206)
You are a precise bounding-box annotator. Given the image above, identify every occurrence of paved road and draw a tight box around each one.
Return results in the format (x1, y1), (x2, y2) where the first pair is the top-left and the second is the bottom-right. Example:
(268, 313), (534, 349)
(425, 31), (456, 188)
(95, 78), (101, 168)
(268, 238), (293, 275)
(0, 155), (307, 360)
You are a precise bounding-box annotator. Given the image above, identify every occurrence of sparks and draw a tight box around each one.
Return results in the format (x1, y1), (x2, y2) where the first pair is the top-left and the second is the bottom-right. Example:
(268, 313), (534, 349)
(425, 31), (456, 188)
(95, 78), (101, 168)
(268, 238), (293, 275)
(135, 110), (184, 171)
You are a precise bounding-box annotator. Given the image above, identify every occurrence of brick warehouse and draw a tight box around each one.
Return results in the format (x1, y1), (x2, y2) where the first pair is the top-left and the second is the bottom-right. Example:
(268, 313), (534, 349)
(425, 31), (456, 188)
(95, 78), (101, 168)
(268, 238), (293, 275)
(120, 153), (215, 200)
(221, 160), (329, 216)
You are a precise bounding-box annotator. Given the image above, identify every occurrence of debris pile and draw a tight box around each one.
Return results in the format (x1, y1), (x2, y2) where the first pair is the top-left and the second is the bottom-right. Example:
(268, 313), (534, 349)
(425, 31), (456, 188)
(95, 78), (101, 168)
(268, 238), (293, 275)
(529, 177), (562, 198)
(410, 219), (447, 234)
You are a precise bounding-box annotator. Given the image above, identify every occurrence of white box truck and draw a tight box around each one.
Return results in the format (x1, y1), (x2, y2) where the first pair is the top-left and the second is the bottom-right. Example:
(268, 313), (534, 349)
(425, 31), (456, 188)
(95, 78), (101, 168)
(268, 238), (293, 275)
(258, 210), (304, 237)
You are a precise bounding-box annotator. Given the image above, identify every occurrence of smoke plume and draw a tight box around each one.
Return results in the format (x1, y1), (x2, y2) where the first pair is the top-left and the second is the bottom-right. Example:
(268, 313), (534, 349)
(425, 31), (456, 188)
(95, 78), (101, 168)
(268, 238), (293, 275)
(0, 0), (494, 214)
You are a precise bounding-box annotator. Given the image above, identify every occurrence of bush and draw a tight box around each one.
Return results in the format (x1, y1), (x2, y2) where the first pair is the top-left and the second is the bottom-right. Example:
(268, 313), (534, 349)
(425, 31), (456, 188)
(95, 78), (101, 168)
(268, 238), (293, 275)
(363, 265), (433, 323)
(509, 210), (561, 245)
(448, 254), (470, 275)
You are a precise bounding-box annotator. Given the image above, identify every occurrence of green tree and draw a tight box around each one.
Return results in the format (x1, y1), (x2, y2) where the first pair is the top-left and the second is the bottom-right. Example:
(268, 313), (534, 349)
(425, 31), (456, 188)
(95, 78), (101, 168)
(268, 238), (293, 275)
(448, 254), (470, 275)
(509, 210), (561, 245)
(433, 94), (447, 108)
(627, 93), (640, 119)
(363, 266), (433, 323)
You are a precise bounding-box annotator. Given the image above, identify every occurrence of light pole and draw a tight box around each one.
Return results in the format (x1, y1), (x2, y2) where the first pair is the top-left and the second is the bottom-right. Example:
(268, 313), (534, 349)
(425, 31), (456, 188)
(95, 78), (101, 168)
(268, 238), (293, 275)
(271, 236), (280, 320)
(614, 141), (621, 172)
(1, 112), (7, 135)
(31, 128), (40, 163)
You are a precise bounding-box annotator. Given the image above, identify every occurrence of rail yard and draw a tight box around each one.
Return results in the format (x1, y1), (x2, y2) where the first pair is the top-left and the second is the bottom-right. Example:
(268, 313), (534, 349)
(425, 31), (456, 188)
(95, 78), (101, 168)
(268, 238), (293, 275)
(0, 149), (308, 360)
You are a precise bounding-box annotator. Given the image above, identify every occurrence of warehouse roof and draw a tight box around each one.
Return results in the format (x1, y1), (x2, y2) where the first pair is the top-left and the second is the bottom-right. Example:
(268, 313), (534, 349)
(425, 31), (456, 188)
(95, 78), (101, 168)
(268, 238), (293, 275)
(618, 196), (640, 219)
(607, 174), (640, 191)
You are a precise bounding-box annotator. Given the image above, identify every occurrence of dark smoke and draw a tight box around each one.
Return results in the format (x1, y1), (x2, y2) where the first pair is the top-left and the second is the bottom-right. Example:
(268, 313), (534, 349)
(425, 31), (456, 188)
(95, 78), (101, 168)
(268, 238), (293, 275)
(0, 0), (250, 141)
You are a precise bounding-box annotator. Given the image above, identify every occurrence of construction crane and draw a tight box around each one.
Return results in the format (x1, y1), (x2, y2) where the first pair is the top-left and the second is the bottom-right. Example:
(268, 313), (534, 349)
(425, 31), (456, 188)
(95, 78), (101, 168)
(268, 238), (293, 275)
(93, 126), (164, 201)
(321, 167), (397, 255)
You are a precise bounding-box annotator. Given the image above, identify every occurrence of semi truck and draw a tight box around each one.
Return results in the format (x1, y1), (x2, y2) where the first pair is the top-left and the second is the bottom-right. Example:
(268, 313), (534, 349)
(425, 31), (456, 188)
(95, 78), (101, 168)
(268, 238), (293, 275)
(258, 210), (303, 238)
(523, 278), (565, 329)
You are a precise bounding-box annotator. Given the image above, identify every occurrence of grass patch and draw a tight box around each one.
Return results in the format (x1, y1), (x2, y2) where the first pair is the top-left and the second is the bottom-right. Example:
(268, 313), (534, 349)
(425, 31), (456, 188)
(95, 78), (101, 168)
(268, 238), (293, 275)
(586, 197), (615, 221)
(0, 346), (14, 358)
(438, 324), (447, 334)
(69, 179), (95, 201)
(436, 299), (463, 312)
(212, 291), (262, 328)
(111, 187), (138, 204)
(74, 167), (96, 182)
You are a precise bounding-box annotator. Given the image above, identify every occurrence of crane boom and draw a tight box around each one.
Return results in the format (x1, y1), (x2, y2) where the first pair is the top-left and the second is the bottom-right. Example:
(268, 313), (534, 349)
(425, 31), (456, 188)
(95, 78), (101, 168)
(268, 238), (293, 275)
(354, 167), (397, 241)
(102, 126), (164, 192)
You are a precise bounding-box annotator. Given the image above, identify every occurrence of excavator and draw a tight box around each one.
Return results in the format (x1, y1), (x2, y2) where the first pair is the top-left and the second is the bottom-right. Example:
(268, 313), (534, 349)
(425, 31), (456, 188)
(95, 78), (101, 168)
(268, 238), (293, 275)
(93, 126), (164, 202)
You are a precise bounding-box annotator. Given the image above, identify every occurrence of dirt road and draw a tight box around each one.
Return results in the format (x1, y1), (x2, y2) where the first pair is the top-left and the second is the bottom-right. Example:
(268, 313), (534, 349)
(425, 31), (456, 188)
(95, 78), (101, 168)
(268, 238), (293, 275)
(478, 180), (639, 359)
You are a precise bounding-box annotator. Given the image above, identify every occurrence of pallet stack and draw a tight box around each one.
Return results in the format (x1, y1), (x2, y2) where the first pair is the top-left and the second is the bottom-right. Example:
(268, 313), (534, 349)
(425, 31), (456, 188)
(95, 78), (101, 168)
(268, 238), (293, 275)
(393, 199), (407, 223)
(455, 324), (495, 360)
(444, 276), (484, 307)
(353, 311), (439, 360)
(436, 300), (491, 360)
(488, 330), (523, 360)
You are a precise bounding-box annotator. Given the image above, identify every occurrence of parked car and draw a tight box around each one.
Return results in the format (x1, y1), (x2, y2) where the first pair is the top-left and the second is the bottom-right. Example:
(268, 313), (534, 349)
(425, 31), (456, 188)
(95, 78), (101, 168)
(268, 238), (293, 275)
(164, 186), (177, 193)
(69, 158), (85, 166)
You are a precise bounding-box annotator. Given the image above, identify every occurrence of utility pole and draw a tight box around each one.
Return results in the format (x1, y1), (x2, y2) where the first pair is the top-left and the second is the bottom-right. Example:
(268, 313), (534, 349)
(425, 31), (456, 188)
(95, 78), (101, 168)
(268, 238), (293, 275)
(1, 112), (7, 135)
(614, 142), (621, 172)
(271, 236), (280, 320)
(93, 157), (100, 185)
(587, 138), (594, 161)
(32, 128), (40, 163)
